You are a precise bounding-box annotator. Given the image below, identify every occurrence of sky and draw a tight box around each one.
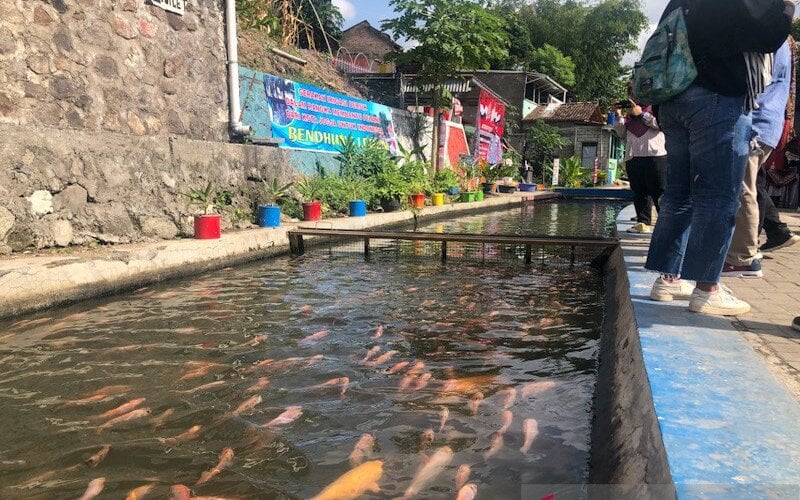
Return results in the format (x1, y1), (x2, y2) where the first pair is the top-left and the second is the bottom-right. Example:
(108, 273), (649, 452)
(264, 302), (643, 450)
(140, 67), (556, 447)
(336, 0), (667, 63)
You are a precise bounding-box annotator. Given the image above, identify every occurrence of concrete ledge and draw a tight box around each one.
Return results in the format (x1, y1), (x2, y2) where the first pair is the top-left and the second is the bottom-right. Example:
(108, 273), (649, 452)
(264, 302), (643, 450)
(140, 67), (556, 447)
(553, 187), (635, 200)
(0, 192), (553, 319)
(617, 205), (800, 496)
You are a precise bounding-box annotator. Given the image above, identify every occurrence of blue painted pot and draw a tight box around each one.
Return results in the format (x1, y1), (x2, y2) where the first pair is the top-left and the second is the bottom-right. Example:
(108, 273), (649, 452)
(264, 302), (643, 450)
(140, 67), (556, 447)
(349, 200), (367, 217)
(519, 183), (537, 192)
(258, 205), (281, 228)
(447, 187), (460, 196)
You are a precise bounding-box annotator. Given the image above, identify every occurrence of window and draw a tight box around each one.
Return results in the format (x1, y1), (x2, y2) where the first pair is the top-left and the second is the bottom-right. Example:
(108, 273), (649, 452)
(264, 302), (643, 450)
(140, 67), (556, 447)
(581, 142), (598, 168)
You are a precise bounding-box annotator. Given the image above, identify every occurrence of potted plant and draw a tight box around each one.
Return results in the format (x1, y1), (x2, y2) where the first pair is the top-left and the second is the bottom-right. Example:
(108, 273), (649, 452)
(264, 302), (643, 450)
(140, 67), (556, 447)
(479, 159), (498, 194)
(345, 178), (372, 217)
(433, 169), (459, 206)
(374, 166), (408, 212)
(296, 176), (323, 221)
(408, 180), (427, 209)
(258, 178), (293, 228)
(183, 182), (227, 239)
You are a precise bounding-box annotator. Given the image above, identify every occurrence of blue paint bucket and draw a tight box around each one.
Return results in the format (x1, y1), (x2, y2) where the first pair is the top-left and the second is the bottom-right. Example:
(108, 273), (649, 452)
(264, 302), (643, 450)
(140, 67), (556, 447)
(258, 205), (281, 227)
(519, 183), (536, 192)
(349, 200), (367, 217)
(447, 187), (460, 196)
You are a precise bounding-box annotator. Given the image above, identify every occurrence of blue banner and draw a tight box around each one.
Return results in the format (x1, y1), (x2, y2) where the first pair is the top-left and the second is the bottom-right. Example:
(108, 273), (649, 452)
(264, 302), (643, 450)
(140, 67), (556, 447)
(257, 72), (399, 154)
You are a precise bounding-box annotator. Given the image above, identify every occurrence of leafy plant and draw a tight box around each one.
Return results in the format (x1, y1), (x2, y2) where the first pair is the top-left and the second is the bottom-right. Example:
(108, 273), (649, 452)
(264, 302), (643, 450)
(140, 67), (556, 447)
(344, 177), (375, 202)
(296, 177), (323, 202)
(525, 120), (568, 182)
(373, 165), (409, 202)
(336, 138), (396, 180)
(557, 156), (586, 188)
(399, 159), (430, 194)
(261, 178), (293, 206)
(182, 182), (230, 215)
(433, 168), (460, 193)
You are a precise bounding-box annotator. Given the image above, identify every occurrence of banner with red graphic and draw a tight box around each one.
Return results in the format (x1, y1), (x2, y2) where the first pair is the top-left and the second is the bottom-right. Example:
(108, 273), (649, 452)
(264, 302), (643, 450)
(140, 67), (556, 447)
(474, 90), (506, 164)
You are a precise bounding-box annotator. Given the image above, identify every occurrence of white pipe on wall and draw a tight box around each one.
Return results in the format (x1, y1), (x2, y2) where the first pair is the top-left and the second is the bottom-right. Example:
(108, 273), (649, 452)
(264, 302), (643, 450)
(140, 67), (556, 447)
(225, 0), (252, 137)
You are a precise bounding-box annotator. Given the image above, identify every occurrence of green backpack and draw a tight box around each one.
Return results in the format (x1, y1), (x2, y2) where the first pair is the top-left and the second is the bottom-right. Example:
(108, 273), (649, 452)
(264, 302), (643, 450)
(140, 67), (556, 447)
(632, 4), (697, 105)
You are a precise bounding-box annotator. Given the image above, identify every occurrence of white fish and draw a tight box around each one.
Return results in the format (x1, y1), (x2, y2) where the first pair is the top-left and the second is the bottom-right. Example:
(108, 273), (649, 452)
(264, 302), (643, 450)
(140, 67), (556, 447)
(500, 387), (516, 409)
(520, 418), (539, 454)
(521, 380), (557, 398)
(402, 446), (453, 498)
(79, 478), (105, 500)
(468, 392), (484, 416)
(499, 410), (513, 435)
(455, 464), (471, 491)
(484, 432), (503, 460)
(438, 407), (449, 432)
(372, 325), (384, 339)
(348, 433), (375, 467)
(456, 483), (478, 500)
(264, 406), (303, 428)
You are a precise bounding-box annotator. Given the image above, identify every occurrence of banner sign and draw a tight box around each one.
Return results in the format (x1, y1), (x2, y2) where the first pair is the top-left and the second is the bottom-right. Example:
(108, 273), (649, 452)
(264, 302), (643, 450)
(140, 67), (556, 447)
(474, 89), (506, 164)
(262, 73), (398, 154)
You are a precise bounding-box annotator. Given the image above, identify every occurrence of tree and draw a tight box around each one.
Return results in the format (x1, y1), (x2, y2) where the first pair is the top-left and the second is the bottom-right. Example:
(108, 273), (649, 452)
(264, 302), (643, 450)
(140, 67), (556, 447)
(382, 0), (509, 171)
(529, 44), (576, 87)
(295, 0), (344, 53)
(523, 119), (567, 182)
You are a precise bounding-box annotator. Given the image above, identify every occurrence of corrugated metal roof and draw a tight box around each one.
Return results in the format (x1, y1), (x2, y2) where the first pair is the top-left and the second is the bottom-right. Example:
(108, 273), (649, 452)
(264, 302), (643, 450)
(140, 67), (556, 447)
(401, 77), (473, 94)
(523, 101), (604, 124)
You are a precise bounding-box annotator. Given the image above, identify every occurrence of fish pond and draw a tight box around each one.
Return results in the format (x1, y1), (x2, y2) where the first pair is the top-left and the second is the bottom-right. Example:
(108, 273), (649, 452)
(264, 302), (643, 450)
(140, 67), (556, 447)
(0, 200), (624, 499)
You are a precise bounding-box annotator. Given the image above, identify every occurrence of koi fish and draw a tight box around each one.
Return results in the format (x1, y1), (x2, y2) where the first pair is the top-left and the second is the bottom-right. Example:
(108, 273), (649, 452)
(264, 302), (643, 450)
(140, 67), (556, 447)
(366, 350), (398, 367)
(451, 375), (497, 394)
(232, 395), (262, 416)
(310, 460), (383, 500)
(246, 377), (270, 394)
(160, 425), (202, 447)
(170, 484), (191, 500)
(407, 361), (425, 375)
(126, 484), (155, 500)
(468, 392), (484, 416)
(372, 325), (384, 339)
(300, 305), (313, 314)
(179, 362), (222, 381)
(484, 432), (504, 460)
(299, 330), (329, 346)
(85, 445), (111, 468)
(308, 377), (349, 396)
(179, 380), (226, 394)
(521, 381), (557, 398)
(264, 406), (303, 428)
(414, 373), (432, 390)
(499, 410), (513, 435)
(456, 484), (478, 500)
(360, 346), (381, 364)
(348, 433), (374, 467)
(500, 387), (516, 409)
(92, 398), (146, 421)
(440, 379), (457, 393)
(419, 428), (435, 452)
(196, 447), (234, 485)
(78, 478), (105, 500)
(242, 334), (268, 347)
(384, 361), (408, 375)
(151, 409), (175, 428)
(520, 418), (539, 454)
(97, 408), (151, 432)
(439, 407), (449, 432)
(66, 385), (131, 405)
(399, 374), (416, 391)
(455, 464), (471, 491)
(402, 446), (453, 498)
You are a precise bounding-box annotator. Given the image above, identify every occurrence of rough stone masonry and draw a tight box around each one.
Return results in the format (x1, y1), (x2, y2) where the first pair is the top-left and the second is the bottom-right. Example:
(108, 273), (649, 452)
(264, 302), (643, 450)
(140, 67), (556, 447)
(0, 0), (294, 253)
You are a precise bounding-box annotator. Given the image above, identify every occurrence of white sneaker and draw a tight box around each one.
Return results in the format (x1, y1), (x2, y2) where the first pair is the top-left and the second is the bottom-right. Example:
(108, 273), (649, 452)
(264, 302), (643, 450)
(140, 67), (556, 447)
(627, 222), (653, 234)
(688, 286), (751, 316)
(650, 277), (694, 301)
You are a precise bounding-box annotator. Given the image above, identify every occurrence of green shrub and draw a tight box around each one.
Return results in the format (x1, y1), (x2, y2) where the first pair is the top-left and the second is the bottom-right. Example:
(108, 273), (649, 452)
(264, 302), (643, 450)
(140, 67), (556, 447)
(433, 169), (460, 193)
(336, 138), (396, 180)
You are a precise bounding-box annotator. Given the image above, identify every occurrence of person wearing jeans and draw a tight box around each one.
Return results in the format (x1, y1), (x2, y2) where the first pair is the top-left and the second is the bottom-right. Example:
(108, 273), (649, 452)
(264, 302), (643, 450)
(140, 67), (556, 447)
(644, 0), (793, 316)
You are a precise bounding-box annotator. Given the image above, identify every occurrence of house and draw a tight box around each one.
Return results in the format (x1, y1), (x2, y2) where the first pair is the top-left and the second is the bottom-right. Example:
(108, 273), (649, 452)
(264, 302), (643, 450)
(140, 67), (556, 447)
(522, 101), (623, 169)
(338, 21), (401, 74)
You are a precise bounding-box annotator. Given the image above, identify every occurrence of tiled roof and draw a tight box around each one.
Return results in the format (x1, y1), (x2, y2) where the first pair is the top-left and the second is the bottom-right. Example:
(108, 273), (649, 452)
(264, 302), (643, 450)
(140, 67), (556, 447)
(523, 101), (604, 124)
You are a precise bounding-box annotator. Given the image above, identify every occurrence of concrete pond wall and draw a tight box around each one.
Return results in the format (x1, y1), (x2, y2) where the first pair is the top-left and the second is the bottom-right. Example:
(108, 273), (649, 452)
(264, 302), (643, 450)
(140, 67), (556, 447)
(0, 0), (431, 254)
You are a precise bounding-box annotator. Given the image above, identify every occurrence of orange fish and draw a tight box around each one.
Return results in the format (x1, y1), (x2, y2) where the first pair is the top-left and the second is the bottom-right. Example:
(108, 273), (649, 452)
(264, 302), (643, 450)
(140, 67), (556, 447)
(520, 418), (539, 454)
(79, 477), (105, 500)
(232, 394), (262, 416)
(403, 446), (452, 498)
(126, 483), (155, 500)
(399, 374), (416, 391)
(151, 409), (175, 428)
(246, 377), (270, 394)
(196, 447), (234, 485)
(299, 330), (329, 346)
(372, 325), (384, 339)
(248, 358), (275, 372)
(85, 445), (111, 468)
(264, 406), (303, 428)
(348, 433), (375, 467)
(170, 484), (191, 500)
(361, 346), (381, 364)
(160, 425), (202, 447)
(386, 361), (410, 375)
(455, 464), (471, 491)
(451, 375), (497, 394)
(310, 460), (383, 500)
(521, 381), (557, 398)
(407, 361), (425, 375)
(180, 381), (226, 394)
(97, 408), (151, 432)
(300, 304), (313, 314)
(179, 362), (221, 381)
(499, 410), (513, 435)
(308, 377), (349, 396)
(484, 432), (504, 460)
(67, 385), (131, 405)
(366, 350), (398, 367)
(456, 484), (478, 500)
(242, 334), (268, 347)
(92, 398), (145, 421)
(440, 379), (457, 393)
(413, 373), (432, 390)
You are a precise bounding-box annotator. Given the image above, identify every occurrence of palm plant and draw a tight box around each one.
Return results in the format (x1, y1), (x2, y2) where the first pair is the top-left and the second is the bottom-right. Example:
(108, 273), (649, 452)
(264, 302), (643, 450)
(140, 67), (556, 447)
(261, 178), (293, 206)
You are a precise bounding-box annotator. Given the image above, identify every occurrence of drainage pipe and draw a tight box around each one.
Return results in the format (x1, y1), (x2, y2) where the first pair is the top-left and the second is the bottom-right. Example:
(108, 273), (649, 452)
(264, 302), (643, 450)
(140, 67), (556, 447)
(225, 0), (252, 138)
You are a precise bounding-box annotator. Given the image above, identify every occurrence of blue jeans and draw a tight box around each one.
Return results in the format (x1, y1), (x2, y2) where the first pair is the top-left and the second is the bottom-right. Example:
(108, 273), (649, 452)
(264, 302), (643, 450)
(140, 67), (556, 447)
(644, 85), (751, 283)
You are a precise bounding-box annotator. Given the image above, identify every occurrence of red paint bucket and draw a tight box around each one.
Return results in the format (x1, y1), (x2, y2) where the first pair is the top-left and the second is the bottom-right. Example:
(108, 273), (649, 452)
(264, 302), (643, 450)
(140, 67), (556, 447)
(409, 193), (425, 209)
(302, 201), (322, 221)
(194, 214), (221, 239)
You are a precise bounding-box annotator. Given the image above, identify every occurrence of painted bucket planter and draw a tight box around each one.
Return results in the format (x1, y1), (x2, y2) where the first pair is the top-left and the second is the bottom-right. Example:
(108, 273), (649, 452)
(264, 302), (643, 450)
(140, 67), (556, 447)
(194, 214), (221, 239)
(409, 193), (425, 209)
(257, 205), (281, 228)
(475, 190), (484, 201)
(432, 193), (445, 206)
(302, 201), (322, 221)
(447, 187), (460, 196)
(460, 191), (477, 203)
(482, 182), (496, 194)
(349, 200), (367, 217)
(519, 183), (536, 192)
(498, 185), (517, 193)
(380, 198), (402, 213)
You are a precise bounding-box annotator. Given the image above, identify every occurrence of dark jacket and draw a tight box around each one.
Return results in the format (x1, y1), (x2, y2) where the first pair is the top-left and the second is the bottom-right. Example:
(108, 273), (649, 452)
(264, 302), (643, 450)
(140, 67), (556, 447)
(661, 0), (795, 96)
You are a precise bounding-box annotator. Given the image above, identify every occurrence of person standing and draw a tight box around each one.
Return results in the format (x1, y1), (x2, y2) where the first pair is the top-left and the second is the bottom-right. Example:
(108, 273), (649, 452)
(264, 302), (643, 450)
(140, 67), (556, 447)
(722, 40), (793, 277)
(614, 98), (668, 234)
(645, 0), (794, 315)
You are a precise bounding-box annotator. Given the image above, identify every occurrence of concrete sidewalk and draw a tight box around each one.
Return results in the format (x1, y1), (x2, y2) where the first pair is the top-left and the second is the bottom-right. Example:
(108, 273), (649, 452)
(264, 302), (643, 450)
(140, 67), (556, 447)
(0, 193), (546, 320)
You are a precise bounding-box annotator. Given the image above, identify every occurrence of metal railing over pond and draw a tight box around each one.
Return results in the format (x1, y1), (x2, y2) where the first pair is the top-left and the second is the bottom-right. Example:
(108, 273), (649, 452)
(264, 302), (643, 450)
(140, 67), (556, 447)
(288, 228), (619, 268)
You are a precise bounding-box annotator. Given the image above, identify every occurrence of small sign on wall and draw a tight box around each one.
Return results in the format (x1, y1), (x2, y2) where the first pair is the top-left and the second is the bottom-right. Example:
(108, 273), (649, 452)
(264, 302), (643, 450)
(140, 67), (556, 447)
(149, 0), (185, 16)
